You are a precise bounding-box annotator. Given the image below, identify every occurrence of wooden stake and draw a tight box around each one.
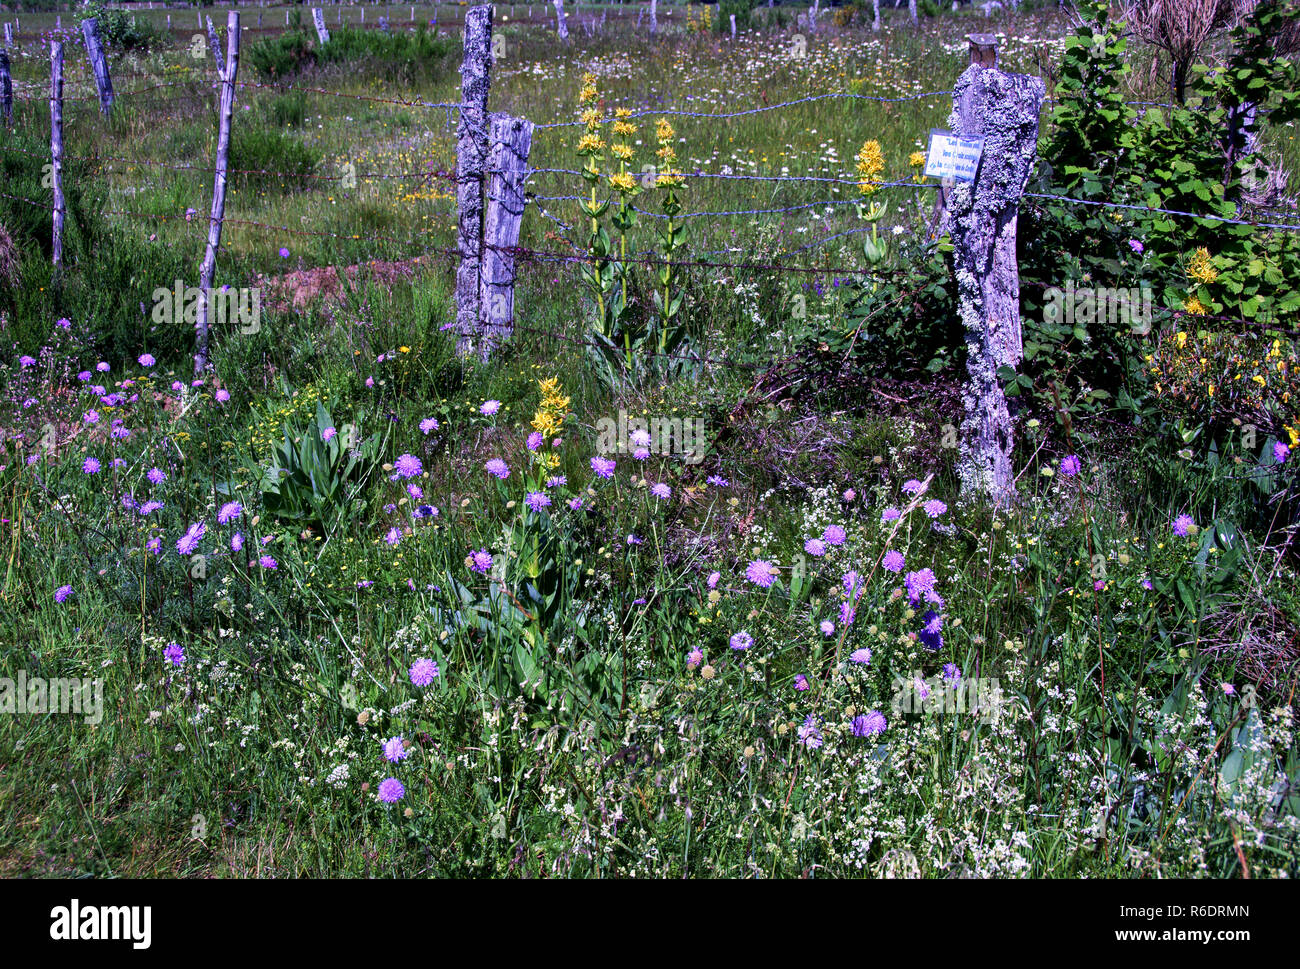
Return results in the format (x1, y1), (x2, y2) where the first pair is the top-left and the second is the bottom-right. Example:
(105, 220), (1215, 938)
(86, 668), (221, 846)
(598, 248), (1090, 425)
(312, 8), (331, 44)
(479, 112), (533, 360)
(50, 41), (64, 271)
(0, 46), (11, 128)
(195, 13), (241, 375)
(454, 5), (493, 357)
(206, 16), (224, 73)
(80, 18), (114, 116)
(553, 0), (568, 39)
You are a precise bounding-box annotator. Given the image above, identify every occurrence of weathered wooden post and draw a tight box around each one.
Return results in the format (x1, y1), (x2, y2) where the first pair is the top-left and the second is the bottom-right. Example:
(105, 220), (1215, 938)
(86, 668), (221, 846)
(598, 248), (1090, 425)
(479, 112), (533, 360)
(312, 8), (331, 44)
(195, 12), (240, 375)
(3, 23), (12, 46)
(206, 16), (225, 73)
(933, 36), (999, 237)
(50, 42), (64, 271)
(553, 0), (568, 39)
(455, 5), (493, 358)
(909, 0), (918, 25)
(650, 0), (656, 35)
(80, 18), (114, 116)
(0, 46), (11, 128)
(949, 54), (1044, 507)
(730, 13), (736, 38)
(872, 0), (880, 31)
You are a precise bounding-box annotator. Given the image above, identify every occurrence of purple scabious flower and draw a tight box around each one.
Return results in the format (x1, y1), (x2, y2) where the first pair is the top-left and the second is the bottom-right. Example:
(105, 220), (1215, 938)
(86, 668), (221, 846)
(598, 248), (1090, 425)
(904, 568), (938, 605)
(918, 609), (944, 651)
(804, 538), (826, 557)
(591, 455), (616, 478)
(798, 714), (824, 749)
(231, 533), (244, 552)
(820, 620), (835, 636)
(923, 499), (947, 519)
(420, 417), (440, 435)
(687, 648), (704, 670)
(794, 674), (809, 691)
(1061, 454), (1081, 476)
(485, 458), (509, 479)
(840, 602), (856, 625)
(279, 247), (291, 259)
(480, 399), (501, 416)
(852, 710), (887, 738)
(842, 570), (862, 599)
(650, 483), (671, 499)
(527, 431), (544, 451)
(1172, 514), (1196, 537)
(176, 521), (206, 555)
(18, 355), (36, 367)
(321, 426), (337, 442)
(626, 534), (643, 546)
(745, 559), (777, 589)
(943, 663), (962, 685)
(385, 527), (402, 546)
(138, 353), (155, 367)
(707, 571), (720, 589)
(407, 484), (423, 500)
(55, 584), (73, 603)
(217, 501), (243, 524)
(409, 658), (440, 686)
(707, 475), (729, 487)
(164, 643), (186, 666)
(259, 555), (278, 570)
(393, 454), (423, 479)
(381, 736), (409, 763)
(469, 548), (493, 574)
(96, 361), (110, 372)
(146, 537), (162, 555)
(567, 497), (584, 511)
(215, 389), (230, 403)
(83, 410), (100, 425)
(377, 778), (405, 803)
(147, 467), (166, 484)
(82, 457), (101, 474)
(729, 631), (753, 651)
(843, 488), (856, 502)
(850, 647), (872, 665)
(546, 475), (567, 488)
(881, 507), (901, 523)
(822, 524), (846, 546)
(902, 479), (925, 495)
(881, 549), (905, 573)
(632, 447), (651, 461)
(525, 491), (552, 512)
(1274, 441), (1290, 463)
(1128, 238), (1144, 254)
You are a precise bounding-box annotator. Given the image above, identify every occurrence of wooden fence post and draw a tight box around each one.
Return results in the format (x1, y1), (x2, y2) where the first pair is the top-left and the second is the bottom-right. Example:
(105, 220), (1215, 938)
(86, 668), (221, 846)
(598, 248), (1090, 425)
(0, 46), (11, 129)
(479, 112), (533, 361)
(909, 0), (918, 26)
(932, 35), (998, 238)
(650, 0), (656, 35)
(454, 4), (493, 358)
(206, 16), (225, 73)
(81, 18), (114, 115)
(50, 41), (64, 271)
(872, 0), (880, 31)
(949, 58), (1044, 507)
(194, 13), (240, 375)
(554, 0), (568, 39)
(312, 8), (331, 44)
(3, 23), (12, 46)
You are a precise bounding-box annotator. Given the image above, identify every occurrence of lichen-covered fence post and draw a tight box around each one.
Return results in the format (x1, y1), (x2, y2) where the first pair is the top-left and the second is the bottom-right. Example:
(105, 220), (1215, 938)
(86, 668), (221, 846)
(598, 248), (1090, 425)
(49, 41), (64, 271)
(872, 0), (880, 32)
(205, 15), (224, 74)
(949, 55), (1044, 507)
(479, 112), (533, 361)
(454, 5), (493, 358)
(80, 18), (113, 115)
(933, 35), (999, 238)
(553, 0), (568, 40)
(194, 12), (240, 375)
(312, 8), (331, 45)
(650, 0), (657, 35)
(0, 46), (12, 129)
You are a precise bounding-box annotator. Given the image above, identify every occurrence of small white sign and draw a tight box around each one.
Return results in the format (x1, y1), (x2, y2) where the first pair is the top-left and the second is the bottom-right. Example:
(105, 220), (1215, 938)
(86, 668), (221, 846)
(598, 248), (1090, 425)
(924, 128), (985, 182)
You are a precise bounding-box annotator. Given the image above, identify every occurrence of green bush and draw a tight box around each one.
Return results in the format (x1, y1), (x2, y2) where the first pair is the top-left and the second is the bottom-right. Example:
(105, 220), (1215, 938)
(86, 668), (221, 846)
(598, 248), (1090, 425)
(316, 27), (457, 85)
(228, 127), (321, 194)
(78, 0), (166, 51)
(245, 28), (317, 81)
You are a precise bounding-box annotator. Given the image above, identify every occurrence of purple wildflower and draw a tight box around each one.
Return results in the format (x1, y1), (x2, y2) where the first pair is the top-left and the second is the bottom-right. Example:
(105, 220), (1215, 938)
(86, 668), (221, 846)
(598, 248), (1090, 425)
(409, 658), (439, 686)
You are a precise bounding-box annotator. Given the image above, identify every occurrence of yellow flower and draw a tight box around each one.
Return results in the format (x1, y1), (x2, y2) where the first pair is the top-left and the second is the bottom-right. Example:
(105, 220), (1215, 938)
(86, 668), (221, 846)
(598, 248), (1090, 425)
(576, 134), (606, 154)
(608, 171), (638, 192)
(1176, 331), (1188, 348)
(856, 139), (885, 196)
(1187, 247), (1218, 284)
(1184, 296), (1207, 316)
(655, 118), (674, 142)
(612, 120), (637, 137)
(614, 108), (633, 119)
(611, 143), (634, 161)
(580, 108), (601, 130)
(909, 151), (925, 167)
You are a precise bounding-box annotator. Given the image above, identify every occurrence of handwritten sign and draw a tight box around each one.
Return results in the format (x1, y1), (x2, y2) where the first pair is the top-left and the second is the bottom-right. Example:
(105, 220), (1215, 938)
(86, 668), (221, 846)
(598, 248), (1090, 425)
(924, 128), (985, 182)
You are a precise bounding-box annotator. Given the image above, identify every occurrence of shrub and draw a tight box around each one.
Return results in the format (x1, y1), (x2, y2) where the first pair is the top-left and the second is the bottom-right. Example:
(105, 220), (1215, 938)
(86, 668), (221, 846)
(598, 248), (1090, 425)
(229, 127), (321, 194)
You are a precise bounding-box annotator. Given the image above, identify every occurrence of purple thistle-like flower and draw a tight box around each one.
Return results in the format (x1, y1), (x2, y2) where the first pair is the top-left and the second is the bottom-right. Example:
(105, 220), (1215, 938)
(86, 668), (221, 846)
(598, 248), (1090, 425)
(409, 658), (440, 686)
(215, 389), (230, 403)
(385, 527), (402, 546)
(840, 602), (856, 625)
(850, 647), (872, 665)
(918, 609), (944, 651)
(420, 417), (440, 435)
(568, 498), (584, 511)
(485, 458), (509, 479)
(1172, 514), (1196, 537)
(707, 571), (720, 589)
(231, 533), (244, 552)
(904, 568), (938, 605)
(164, 643), (186, 666)
(393, 454), (423, 479)
(55, 584), (73, 603)
(650, 483), (671, 499)
(923, 499), (947, 519)
(279, 247), (291, 259)
(822, 524), (846, 546)
(469, 548), (493, 574)
(902, 479), (925, 495)
(729, 631), (753, 651)
(527, 431), (544, 451)
(82, 457), (101, 474)
(852, 710), (887, 738)
(546, 475), (567, 488)
(1274, 441), (1290, 464)
(321, 426), (337, 442)
(745, 559), (777, 589)
(138, 353), (156, 367)
(804, 538), (826, 557)
(687, 648), (703, 670)
(820, 620), (835, 636)
(1128, 239), (1144, 254)
(842, 570), (862, 599)
(377, 778), (405, 803)
(881, 549), (905, 573)
(798, 714), (824, 749)
(217, 501), (243, 525)
(259, 555), (278, 570)
(881, 507), (901, 523)
(176, 521), (206, 556)
(381, 736), (409, 763)
(525, 491), (552, 512)
(1061, 454), (1081, 477)
(794, 674), (809, 691)
(147, 467), (166, 484)
(480, 400), (501, 416)
(591, 455), (616, 479)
